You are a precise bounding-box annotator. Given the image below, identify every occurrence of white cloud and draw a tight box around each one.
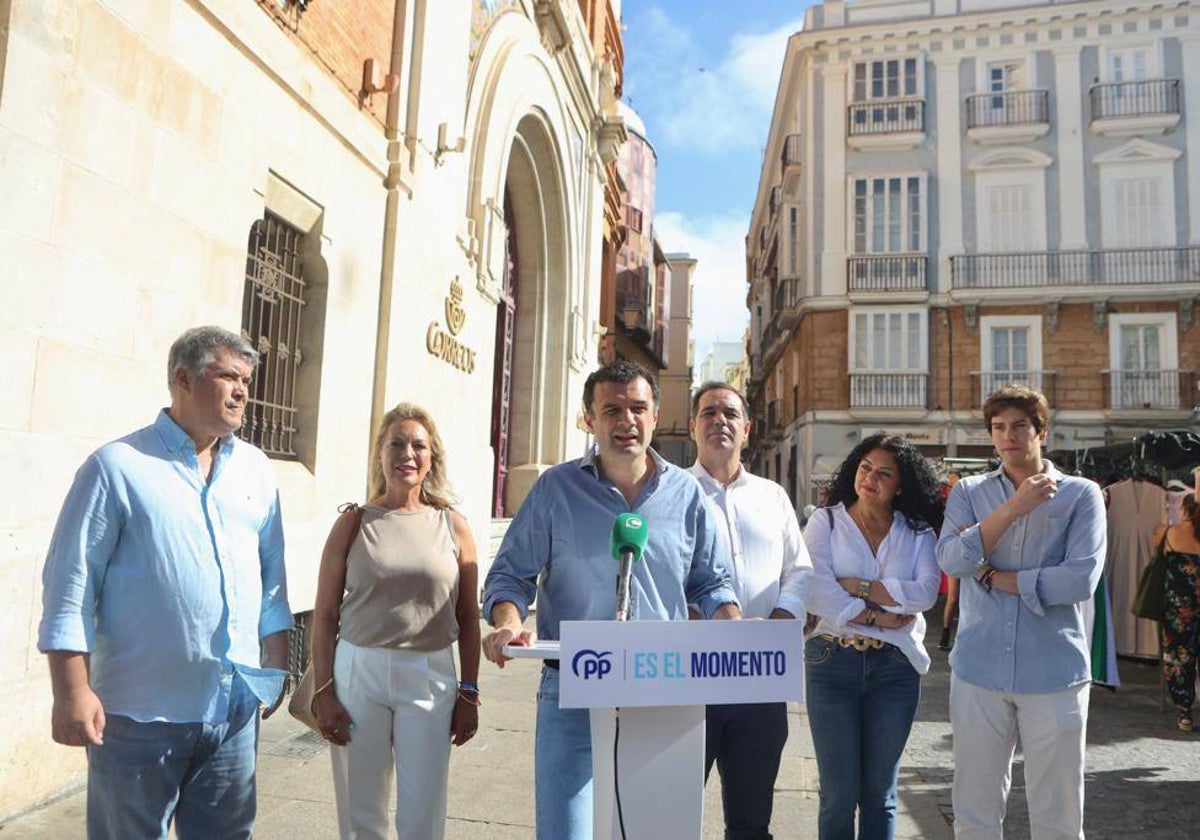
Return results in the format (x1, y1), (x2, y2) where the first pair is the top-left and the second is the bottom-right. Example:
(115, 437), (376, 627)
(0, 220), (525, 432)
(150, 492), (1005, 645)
(654, 211), (749, 360)
(626, 9), (800, 154)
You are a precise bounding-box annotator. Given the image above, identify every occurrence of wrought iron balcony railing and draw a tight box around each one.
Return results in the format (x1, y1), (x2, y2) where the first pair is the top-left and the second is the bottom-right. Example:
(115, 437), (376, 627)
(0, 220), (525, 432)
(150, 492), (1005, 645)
(772, 277), (801, 319)
(1103, 369), (1195, 410)
(970, 371), (1058, 408)
(850, 373), (928, 409)
(951, 246), (1200, 289)
(1090, 79), (1180, 120)
(847, 99), (925, 135)
(848, 254), (928, 292)
(966, 89), (1050, 128)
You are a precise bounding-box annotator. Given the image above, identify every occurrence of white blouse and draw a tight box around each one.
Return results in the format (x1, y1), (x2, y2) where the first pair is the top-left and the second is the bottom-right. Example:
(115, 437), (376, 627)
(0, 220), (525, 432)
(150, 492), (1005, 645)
(803, 503), (940, 673)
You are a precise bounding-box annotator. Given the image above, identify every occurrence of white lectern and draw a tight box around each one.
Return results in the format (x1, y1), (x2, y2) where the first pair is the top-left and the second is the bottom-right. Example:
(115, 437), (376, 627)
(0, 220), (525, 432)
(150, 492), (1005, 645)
(506, 619), (803, 839)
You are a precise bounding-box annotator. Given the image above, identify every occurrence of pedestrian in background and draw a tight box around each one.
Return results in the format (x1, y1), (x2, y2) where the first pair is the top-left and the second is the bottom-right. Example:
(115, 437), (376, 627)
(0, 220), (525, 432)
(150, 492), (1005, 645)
(689, 381), (812, 839)
(1152, 490), (1200, 732)
(309, 403), (480, 839)
(39, 326), (293, 839)
(803, 433), (943, 840)
(938, 385), (1105, 839)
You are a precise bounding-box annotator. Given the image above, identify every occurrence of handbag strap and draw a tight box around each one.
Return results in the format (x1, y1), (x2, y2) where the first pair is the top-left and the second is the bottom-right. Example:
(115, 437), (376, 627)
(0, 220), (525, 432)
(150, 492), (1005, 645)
(336, 502), (366, 562)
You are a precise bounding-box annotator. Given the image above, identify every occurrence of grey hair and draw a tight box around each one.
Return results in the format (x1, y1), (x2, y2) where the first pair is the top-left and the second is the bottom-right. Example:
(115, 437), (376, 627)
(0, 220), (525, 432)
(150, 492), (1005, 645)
(167, 326), (258, 392)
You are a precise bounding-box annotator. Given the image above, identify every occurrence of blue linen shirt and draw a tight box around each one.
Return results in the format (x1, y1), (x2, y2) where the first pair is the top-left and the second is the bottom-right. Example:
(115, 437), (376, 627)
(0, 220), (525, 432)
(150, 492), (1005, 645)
(937, 462), (1106, 694)
(483, 448), (738, 639)
(38, 410), (293, 723)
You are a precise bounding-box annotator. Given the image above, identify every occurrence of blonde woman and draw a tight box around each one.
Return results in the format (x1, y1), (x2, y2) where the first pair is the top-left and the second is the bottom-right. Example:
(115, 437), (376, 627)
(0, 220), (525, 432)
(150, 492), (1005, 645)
(309, 404), (480, 839)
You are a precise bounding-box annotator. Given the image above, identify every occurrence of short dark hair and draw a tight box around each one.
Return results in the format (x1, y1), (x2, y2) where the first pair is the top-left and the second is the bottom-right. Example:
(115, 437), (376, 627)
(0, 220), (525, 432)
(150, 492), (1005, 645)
(582, 360), (659, 414)
(690, 381), (747, 417)
(982, 384), (1050, 433)
(822, 433), (943, 532)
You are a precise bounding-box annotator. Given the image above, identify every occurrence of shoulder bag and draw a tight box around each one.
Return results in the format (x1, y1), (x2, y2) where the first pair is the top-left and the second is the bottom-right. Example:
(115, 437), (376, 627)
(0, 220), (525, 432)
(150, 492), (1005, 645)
(287, 503), (365, 732)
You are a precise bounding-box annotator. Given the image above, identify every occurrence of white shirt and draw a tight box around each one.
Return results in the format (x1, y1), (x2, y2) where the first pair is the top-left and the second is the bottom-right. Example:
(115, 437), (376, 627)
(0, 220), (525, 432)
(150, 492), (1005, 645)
(688, 462), (812, 619)
(805, 503), (940, 674)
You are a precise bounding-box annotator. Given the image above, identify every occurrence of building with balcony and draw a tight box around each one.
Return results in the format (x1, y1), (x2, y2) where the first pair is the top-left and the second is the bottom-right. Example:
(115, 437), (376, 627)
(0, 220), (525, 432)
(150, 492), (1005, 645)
(0, 0), (625, 815)
(746, 0), (1199, 507)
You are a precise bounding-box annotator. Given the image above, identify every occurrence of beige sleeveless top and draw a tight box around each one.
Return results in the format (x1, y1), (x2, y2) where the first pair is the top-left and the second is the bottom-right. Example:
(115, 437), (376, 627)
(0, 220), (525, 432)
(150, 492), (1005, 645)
(338, 505), (461, 650)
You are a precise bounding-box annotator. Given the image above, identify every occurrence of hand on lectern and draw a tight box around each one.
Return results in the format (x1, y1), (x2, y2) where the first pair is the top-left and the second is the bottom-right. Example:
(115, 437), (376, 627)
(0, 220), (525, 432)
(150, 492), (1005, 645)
(483, 624), (533, 669)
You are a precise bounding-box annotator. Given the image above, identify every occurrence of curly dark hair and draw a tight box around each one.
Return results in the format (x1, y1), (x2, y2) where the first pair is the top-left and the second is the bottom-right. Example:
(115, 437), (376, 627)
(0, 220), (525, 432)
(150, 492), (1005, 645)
(1184, 495), (1200, 542)
(821, 433), (943, 532)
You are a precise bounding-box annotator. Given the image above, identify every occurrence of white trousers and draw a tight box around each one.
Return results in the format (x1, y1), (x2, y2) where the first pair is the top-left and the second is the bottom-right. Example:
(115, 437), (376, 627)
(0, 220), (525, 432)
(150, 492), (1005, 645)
(950, 675), (1089, 840)
(331, 639), (457, 840)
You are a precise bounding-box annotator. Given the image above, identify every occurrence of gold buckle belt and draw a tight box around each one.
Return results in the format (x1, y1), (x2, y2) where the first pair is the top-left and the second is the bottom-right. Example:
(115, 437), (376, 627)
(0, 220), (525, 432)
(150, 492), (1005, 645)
(819, 633), (885, 651)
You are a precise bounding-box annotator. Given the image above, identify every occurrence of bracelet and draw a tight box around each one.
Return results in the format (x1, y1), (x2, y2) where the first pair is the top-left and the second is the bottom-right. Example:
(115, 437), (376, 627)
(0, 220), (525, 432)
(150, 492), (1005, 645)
(857, 579), (872, 600)
(312, 677), (334, 697)
(456, 689), (482, 707)
(975, 565), (997, 592)
(864, 608), (877, 627)
(458, 681), (480, 693)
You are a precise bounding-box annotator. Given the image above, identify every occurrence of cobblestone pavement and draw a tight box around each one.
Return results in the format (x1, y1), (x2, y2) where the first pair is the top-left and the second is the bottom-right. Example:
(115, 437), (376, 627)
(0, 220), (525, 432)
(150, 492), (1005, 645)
(3, 612), (1198, 838)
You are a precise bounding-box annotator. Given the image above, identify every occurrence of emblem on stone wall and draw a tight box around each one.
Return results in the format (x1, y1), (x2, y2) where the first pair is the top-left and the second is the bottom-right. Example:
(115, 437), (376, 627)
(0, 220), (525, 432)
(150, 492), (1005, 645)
(445, 277), (467, 335)
(427, 277), (477, 374)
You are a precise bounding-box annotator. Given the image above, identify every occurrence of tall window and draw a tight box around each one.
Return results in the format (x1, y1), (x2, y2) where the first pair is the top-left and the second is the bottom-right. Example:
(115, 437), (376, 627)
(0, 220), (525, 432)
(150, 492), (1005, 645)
(850, 309), (927, 408)
(853, 58), (918, 101)
(980, 316), (1043, 402)
(1108, 48), (1148, 83)
(240, 213), (307, 458)
(1109, 314), (1179, 408)
(984, 183), (1033, 252)
(852, 176), (922, 254)
(788, 207), (798, 276)
(1112, 177), (1164, 247)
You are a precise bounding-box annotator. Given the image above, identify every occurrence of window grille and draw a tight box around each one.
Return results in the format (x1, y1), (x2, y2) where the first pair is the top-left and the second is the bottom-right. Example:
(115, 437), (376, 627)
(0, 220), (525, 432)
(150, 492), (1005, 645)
(240, 213), (306, 457)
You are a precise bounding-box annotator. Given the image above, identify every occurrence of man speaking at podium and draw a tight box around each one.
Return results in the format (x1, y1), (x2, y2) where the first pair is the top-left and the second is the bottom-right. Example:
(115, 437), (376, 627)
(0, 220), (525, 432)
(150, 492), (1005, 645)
(689, 381), (812, 840)
(482, 360), (741, 840)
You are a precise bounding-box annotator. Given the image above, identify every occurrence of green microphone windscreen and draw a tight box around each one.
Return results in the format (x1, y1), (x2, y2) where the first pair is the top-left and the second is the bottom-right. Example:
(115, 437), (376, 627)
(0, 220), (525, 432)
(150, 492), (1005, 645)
(609, 512), (649, 562)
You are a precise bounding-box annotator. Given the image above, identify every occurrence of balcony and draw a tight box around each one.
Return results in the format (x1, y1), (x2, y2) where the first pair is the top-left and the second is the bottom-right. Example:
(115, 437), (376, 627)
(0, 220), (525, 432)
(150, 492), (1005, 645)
(970, 371), (1057, 408)
(616, 269), (652, 345)
(781, 134), (802, 168)
(766, 398), (785, 440)
(773, 277), (801, 323)
(850, 373), (927, 409)
(1089, 79), (1181, 137)
(848, 254), (927, 293)
(846, 99), (925, 150)
(1103, 370), (1195, 411)
(965, 90), (1050, 144)
(950, 246), (1200, 290)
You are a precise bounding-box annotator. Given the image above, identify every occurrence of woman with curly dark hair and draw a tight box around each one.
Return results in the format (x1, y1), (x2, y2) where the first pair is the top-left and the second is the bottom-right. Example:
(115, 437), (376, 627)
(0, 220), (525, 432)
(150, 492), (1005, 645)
(1152, 491), (1200, 732)
(803, 433), (942, 839)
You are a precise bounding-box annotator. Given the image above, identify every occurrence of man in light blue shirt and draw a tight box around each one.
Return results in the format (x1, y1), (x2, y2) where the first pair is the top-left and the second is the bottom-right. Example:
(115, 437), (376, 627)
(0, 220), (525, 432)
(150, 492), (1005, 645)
(937, 385), (1105, 840)
(39, 326), (293, 839)
(482, 360), (740, 840)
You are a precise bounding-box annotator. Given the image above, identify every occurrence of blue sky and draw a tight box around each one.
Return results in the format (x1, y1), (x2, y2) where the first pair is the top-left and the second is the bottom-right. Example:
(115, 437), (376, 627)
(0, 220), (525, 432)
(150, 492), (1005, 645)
(623, 2), (813, 360)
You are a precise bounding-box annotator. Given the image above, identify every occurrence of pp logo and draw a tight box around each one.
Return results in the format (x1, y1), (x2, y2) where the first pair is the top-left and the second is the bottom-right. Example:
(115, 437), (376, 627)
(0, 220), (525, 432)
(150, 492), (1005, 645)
(572, 649), (614, 681)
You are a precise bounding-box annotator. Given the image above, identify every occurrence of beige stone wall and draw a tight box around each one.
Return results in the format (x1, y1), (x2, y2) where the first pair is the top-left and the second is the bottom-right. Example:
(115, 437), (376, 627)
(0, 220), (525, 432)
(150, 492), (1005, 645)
(0, 0), (612, 817)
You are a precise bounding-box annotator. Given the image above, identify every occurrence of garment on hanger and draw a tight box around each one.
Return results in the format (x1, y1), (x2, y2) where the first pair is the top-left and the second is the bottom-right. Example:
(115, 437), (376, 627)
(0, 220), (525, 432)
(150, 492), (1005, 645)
(1104, 478), (1167, 659)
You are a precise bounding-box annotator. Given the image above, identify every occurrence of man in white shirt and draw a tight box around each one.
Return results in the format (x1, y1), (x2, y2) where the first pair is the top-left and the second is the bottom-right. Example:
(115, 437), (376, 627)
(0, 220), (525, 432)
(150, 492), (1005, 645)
(688, 382), (812, 840)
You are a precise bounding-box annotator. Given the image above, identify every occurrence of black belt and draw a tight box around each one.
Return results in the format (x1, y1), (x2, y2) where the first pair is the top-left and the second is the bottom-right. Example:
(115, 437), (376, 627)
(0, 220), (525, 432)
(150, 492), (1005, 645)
(545, 659), (560, 670)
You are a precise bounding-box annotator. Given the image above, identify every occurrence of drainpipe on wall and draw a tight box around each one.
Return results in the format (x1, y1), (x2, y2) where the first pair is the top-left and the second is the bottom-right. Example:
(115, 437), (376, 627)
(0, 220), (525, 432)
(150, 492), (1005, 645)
(370, 0), (421, 469)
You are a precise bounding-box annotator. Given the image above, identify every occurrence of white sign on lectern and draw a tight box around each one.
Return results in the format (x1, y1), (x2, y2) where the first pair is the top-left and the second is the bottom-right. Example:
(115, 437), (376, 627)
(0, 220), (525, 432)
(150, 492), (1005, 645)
(559, 619), (804, 708)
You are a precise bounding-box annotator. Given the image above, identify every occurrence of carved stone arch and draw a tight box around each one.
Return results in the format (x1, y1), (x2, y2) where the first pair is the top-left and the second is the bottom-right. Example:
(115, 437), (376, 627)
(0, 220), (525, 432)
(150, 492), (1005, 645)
(463, 12), (579, 512)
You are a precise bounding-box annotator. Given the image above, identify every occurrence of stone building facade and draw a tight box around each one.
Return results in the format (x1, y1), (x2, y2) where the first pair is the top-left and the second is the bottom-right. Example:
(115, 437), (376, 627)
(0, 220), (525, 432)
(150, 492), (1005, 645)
(0, 0), (624, 815)
(747, 0), (1200, 505)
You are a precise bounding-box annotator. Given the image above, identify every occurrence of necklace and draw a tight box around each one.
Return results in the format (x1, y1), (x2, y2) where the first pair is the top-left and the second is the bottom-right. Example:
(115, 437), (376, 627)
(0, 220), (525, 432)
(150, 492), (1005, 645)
(851, 504), (890, 557)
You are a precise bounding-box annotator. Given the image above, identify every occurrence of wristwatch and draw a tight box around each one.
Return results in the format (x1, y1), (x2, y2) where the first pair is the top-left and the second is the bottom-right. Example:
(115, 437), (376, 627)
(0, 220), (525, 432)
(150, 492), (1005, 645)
(857, 579), (872, 599)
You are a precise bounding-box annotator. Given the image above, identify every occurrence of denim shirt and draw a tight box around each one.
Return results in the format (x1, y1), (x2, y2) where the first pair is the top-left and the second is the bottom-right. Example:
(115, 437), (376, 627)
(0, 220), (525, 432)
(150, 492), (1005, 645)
(483, 448), (738, 640)
(39, 410), (293, 722)
(937, 462), (1106, 694)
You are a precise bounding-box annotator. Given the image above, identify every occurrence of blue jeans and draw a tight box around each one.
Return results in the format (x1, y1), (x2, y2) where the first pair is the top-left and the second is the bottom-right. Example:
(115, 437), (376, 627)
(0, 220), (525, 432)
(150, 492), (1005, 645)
(535, 666), (593, 839)
(87, 675), (260, 839)
(804, 636), (921, 840)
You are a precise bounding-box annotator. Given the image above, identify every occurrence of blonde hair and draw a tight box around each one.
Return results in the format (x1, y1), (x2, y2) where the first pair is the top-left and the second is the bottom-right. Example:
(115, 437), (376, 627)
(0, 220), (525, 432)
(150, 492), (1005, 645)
(369, 403), (457, 509)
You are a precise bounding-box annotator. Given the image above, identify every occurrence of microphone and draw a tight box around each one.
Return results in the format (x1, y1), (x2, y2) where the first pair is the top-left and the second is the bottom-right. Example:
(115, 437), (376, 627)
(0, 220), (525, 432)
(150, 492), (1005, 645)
(610, 513), (649, 622)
